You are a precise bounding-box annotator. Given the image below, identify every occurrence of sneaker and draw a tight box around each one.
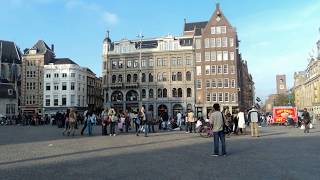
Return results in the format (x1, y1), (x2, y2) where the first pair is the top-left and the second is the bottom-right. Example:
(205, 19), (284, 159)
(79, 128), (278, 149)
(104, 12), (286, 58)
(109, 134), (112, 136)
(210, 154), (219, 157)
(113, 134), (116, 136)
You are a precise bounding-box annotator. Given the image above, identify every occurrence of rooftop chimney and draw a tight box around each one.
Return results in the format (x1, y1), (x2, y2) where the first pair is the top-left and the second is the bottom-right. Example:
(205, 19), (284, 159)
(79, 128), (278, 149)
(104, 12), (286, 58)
(51, 44), (54, 52)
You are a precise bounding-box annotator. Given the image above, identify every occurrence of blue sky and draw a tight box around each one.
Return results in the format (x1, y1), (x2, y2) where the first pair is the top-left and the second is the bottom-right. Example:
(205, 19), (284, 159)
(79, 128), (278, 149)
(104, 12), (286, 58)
(1, 0), (320, 101)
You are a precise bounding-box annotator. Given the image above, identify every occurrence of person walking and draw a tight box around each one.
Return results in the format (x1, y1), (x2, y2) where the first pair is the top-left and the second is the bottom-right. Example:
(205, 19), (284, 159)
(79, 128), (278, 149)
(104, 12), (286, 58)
(101, 108), (109, 136)
(136, 106), (146, 136)
(81, 109), (89, 135)
(176, 111), (182, 130)
(187, 110), (195, 133)
(248, 106), (260, 137)
(68, 109), (77, 136)
(302, 108), (311, 133)
(237, 108), (246, 134)
(162, 110), (169, 130)
(86, 111), (96, 136)
(62, 109), (70, 136)
(124, 111), (131, 133)
(209, 103), (227, 157)
(108, 108), (117, 136)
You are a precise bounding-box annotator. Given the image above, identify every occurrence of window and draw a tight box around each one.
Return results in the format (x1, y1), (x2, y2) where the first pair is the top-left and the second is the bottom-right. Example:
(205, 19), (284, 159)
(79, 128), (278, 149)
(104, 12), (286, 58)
(45, 95), (50, 106)
(216, 38), (221, 47)
(46, 74), (51, 78)
(217, 65), (222, 74)
(187, 88), (192, 97)
(196, 53), (201, 62)
(186, 71), (191, 81)
(70, 95), (75, 105)
(134, 60), (138, 68)
(54, 95), (58, 106)
(212, 93), (217, 102)
(205, 51), (210, 61)
(119, 60), (123, 68)
(78, 74), (81, 80)
(62, 82), (67, 90)
(186, 56), (192, 65)
(71, 73), (75, 78)
(54, 73), (59, 78)
(195, 39), (201, 49)
(171, 57), (177, 66)
(149, 89), (154, 98)
(223, 51), (228, 61)
(231, 65), (235, 74)
(142, 89), (146, 98)
(118, 75), (123, 82)
(112, 60), (117, 69)
(196, 66), (202, 76)
(221, 26), (227, 34)
(197, 80), (202, 89)
(222, 37), (228, 47)
(62, 95), (67, 106)
(218, 79), (223, 88)
(172, 72), (177, 81)
(216, 26), (221, 34)
(127, 60), (132, 68)
(54, 83), (59, 90)
(229, 38), (234, 47)
(223, 64), (228, 74)
(46, 83), (50, 91)
(224, 93), (229, 102)
(211, 51), (216, 61)
(210, 38), (215, 48)
(149, 58), (154, 67)
(205, 65), (210, 75)
(178, 88), (182, 97)
(211, 27), (216, 34)
(177, 57), (182, 65)
(224, 78), (229, 88)
(26, 71), (30, 77)
(177, 72), (182, 81)
(142, 73), (146, 82)
(162, 73), (167, 81)
(158, 88), (162, 98)
(78, 83), (81, 91)
(149, 73), (153, 82)
(205, 38), (210, 48)
(211, 65), (216, 74)
(231, 93), (236, 102)
(206, 80), (211, 88)
(218, 92), (223, 102)
(172, 88), (177, 97)
(157, 73), (162, 82)
(157, 58), (162, 66)
(231, 79), (236, 88)
(212, 79), (217, 88)
(206, 92), (211, 102)
(112, 75), (116, 83)
(62, 73), (67, 78)
(230, 52), (235, 60)
(163, 88), (167, 98)
(127, 74), (131, 83)
(133, 74), (138, 82)
(142, 59), (147, 68)
(217, 51), (222, 61)
(71, 82), (75, 90)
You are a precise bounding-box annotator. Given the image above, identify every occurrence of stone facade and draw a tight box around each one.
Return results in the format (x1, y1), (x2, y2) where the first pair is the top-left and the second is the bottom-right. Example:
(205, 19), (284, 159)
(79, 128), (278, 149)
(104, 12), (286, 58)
(87, 68), (103, 111)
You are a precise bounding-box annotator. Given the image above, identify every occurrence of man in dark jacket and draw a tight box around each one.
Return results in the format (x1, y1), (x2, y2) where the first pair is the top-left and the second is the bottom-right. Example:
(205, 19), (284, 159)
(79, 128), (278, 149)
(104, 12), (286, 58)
(302, 108), (311, 133)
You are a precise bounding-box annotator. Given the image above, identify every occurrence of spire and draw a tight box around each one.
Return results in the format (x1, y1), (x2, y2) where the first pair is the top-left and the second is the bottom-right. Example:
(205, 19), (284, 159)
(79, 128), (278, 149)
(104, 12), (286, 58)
(216, 3), (220, 10)
(106, 30), (110, 38)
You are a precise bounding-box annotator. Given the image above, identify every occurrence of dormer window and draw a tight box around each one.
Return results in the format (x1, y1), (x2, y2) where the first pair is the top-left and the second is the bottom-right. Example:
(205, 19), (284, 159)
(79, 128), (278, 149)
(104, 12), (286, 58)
(29, 49), (37, 54)
(8, 89), (13, 95)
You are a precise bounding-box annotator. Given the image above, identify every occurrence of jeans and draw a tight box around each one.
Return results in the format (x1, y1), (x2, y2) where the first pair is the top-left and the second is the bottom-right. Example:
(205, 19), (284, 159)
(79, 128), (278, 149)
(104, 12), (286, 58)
(87, 121), (92, 135)
(304, 122), (310, 133)
(81, 120), (87, 135)
(189, 122), (195, 133)
(110, 122), (116, 135)
(125, 122), (130, 132)
(135, 123), (140, 133)
(177, 118), (182, 128)
(250, 122), (259, 137)
(102, 124), (108, 135)
(185, 122), (189, 132)
(148, 122), (155, 133)
(213, 131), (226, 155)
(144, 122), (148, 137)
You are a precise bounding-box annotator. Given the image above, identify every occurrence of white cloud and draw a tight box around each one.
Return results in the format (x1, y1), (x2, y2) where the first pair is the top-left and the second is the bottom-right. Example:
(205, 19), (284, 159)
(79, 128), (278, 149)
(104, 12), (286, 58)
(65, 0), (119, 25)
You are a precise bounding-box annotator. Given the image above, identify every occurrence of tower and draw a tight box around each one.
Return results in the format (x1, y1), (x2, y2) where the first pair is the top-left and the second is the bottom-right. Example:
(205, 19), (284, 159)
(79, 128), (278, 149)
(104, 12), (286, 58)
(276, 75), (287, 94)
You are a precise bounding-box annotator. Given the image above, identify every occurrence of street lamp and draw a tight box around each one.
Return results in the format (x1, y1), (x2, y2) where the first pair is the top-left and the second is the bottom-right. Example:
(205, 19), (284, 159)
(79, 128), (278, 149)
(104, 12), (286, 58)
(137, 32), (144, 109)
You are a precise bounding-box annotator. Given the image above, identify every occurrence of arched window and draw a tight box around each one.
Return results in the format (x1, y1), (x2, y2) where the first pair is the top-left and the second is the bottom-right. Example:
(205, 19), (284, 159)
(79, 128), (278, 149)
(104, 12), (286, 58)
(186, 71), (191, 81)
(158, 88), (162, 98)
(111, 91), (123, 102)
(118, 75), (123, 82)
(163, 88), (167, 98)
(187, 88), (192, 97)
(112, 75), (116, 83)
(127, 74), (131, 83)
(126, 90), (139, 101)
(142, 89), (146, 98)
(172, 72), (177, 81)
(177, 72), (182, 81)
(142, 73), (146, 82)
(178, 88), (183, 97)
(149, 89), (154, 98)
(172, 88), (177, 97)
(149, 73), (153, 82)
(133, 74), (138, 82)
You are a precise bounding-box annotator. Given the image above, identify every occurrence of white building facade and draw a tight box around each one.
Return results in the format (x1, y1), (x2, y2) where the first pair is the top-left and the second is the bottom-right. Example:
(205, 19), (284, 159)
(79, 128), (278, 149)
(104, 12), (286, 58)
(43, 58), (87, 115)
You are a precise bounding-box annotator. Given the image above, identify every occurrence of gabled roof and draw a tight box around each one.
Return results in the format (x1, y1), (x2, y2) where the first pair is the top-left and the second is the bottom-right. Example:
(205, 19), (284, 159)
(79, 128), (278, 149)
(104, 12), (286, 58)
(0, 83), (17, 99)
(184, 21), (208, 32)
(49, 58), (77, 65)
(28, 40), (53, 54)
(0, 40), (22, 64)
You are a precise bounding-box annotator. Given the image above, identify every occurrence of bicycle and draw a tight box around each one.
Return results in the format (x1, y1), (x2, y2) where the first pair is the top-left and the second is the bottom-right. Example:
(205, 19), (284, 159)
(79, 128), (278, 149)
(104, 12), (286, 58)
(199, 123), (214, 138)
